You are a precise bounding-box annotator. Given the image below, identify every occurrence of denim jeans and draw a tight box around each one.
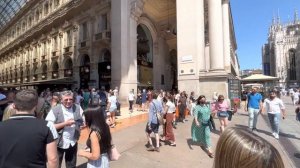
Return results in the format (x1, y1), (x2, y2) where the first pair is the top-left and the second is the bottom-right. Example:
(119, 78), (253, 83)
(268, 113), (280, 134)
(248, 108), (260, 129)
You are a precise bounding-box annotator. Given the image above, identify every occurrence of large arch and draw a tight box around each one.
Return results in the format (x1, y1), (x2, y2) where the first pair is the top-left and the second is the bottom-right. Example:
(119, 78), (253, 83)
(98, 48), (111, 90)
(137, 23), (154, 89)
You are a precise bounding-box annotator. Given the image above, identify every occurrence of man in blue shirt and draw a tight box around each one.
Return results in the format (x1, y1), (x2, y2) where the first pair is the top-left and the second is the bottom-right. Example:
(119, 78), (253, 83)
(245, 87), (263, 131)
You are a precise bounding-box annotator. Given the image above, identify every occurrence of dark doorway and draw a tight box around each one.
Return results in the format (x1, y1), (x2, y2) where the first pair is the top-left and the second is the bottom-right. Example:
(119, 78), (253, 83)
(80, 54), (90, 89)
(98, 49), (111, 90)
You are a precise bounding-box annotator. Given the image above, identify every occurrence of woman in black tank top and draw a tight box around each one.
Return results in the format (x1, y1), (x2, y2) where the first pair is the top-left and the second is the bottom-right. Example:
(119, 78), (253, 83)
(78, 106), (112, 168)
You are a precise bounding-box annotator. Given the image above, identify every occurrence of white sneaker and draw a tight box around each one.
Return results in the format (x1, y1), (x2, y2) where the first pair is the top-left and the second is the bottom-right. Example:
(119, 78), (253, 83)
(274, 133), (279, 139)
(272, 132), (276, 137)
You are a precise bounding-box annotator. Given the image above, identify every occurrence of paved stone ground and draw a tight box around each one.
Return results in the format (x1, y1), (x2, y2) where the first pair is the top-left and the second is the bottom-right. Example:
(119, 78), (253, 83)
(71, 98), (299, 168)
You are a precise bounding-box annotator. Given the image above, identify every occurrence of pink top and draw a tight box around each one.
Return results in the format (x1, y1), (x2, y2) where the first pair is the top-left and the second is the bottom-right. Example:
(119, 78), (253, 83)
(215, 100), (229, 112)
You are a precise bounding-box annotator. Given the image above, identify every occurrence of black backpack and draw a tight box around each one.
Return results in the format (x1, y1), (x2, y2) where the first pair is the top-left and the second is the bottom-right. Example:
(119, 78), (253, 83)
(90, 94), (100, 106)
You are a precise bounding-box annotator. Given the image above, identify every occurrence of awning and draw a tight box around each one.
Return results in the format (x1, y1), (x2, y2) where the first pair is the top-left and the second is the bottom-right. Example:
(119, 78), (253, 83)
(0, 83), (19, 88)
(19, 77), (75, 86)
(241, 74), (279, 82)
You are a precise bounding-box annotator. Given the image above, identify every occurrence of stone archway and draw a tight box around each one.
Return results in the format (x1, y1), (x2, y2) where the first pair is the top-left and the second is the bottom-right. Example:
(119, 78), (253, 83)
(137, 24), (154, 89)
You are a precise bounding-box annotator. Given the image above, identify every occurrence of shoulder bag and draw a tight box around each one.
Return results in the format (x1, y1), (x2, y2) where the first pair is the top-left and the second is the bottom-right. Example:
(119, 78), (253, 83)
(153, 102), (164, 125)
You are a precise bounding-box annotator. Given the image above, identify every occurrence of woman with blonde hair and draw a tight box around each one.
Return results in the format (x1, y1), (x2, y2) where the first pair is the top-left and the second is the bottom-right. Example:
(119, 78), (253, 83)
(215, 95), (230, 133)
(214, 127), (284, 168)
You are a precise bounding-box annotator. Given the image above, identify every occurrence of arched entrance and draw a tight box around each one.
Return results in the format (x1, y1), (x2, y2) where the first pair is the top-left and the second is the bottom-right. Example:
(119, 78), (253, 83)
(32, 65), (38, 81)
(170, 49), (178, 90)
(64, 57), (73, 77)
(98, 49), (111, 90)
(137, 24), (153, 90)
(79, 54), (90, 89)
(52, 61), (59, 79)
(41, 63), (47, 80)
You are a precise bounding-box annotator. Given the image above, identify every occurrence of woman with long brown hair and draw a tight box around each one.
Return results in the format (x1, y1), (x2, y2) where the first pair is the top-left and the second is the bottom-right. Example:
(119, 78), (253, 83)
(214, 127), (284, 168)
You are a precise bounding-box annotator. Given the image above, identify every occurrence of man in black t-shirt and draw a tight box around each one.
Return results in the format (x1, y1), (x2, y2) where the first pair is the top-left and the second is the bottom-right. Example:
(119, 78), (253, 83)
(0, 89), (58, 168)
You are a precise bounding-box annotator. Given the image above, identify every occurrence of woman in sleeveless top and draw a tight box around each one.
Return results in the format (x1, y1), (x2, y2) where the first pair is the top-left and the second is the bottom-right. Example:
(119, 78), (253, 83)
(78, 106), (112, 168)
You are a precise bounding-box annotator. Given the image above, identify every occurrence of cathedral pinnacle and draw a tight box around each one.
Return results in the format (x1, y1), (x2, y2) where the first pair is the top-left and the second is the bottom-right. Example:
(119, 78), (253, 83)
(294, 9), (299, 23)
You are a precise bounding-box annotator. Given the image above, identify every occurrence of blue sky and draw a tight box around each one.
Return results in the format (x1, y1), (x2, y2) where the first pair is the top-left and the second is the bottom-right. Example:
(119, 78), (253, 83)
(231, 0), (300, 70)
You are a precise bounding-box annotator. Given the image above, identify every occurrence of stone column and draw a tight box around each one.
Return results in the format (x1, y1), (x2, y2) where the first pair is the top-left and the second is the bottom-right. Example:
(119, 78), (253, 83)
(177, 0), (205, 94)
(222, 0), (231, 72)
(209, 0), (224, 70)
(111, 0), (139, 102)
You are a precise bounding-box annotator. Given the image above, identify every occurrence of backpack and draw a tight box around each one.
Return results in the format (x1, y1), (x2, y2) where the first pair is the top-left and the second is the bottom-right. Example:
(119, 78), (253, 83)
(90, 93), (100, 106)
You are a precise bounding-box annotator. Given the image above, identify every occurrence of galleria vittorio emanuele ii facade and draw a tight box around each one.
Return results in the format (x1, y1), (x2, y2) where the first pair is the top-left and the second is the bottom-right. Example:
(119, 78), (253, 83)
(0, 0), (240, 101)
(262, 11), (300, 88)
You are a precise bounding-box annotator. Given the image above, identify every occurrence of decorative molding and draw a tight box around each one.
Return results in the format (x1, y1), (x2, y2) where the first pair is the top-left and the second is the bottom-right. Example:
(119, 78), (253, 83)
(131, 0), (147, 21)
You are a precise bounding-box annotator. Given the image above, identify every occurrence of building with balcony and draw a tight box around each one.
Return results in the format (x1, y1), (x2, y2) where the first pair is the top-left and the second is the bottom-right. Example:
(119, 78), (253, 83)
(262, 10), (300, 88)
(0, 0), (240, 101)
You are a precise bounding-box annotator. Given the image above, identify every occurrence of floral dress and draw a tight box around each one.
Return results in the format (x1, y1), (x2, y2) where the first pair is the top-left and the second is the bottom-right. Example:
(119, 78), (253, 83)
(191, 104), (211, 148)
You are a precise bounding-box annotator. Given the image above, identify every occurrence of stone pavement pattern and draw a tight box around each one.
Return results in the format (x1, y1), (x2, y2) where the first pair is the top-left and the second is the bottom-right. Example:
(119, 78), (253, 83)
(72, 99), (299, 168)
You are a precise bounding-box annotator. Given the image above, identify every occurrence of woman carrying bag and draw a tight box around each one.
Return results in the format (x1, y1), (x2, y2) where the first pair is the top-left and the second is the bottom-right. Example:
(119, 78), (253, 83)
(215, 95), (230, 133)
(191, 95), (214, 158)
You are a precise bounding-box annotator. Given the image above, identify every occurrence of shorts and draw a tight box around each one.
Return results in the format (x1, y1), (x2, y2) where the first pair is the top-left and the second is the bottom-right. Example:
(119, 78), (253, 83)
(217, 111), (229, 118)
(145, 122), (159, 134)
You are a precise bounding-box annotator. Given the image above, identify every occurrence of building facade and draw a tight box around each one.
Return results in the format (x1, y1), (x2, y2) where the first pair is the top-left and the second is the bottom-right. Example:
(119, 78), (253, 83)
(262, 11), (300, 88)
(0, 0), (239, 101)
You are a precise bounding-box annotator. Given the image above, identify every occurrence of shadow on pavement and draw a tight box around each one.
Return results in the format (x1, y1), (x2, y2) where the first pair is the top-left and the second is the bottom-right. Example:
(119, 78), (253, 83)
(211, 129), (221, 135)
(234, 124), (249, 130)
(279, 132), (300, 140)
(186, 138), (202, 150)
(76, 163), (87, 168)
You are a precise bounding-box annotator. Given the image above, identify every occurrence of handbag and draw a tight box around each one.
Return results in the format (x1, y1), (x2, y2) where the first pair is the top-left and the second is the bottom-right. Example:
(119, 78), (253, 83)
(218, 111), (228, 117)
(153, 102), (164, 125)
(109, 145), (121, 161)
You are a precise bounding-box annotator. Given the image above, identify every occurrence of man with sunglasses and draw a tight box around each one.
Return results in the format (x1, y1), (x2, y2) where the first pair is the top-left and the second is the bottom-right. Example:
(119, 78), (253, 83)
(46, 90), (84, 168)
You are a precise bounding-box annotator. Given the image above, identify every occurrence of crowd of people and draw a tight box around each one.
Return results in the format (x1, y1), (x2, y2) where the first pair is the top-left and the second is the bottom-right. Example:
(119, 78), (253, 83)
(0, 85), (293, 168)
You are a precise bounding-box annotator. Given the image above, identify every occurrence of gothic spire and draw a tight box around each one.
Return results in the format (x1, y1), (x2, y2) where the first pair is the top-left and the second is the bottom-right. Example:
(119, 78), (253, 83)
(277, 9), (281, 24)
(294, 9), (299, 23)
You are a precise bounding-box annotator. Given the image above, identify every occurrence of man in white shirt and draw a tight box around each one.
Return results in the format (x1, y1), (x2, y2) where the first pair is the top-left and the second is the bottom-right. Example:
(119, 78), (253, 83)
(45, 90), (84, 168)
(128, 90), (135, 112)
(262, 90), (286, 139)
(293, 89), (299, 105)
